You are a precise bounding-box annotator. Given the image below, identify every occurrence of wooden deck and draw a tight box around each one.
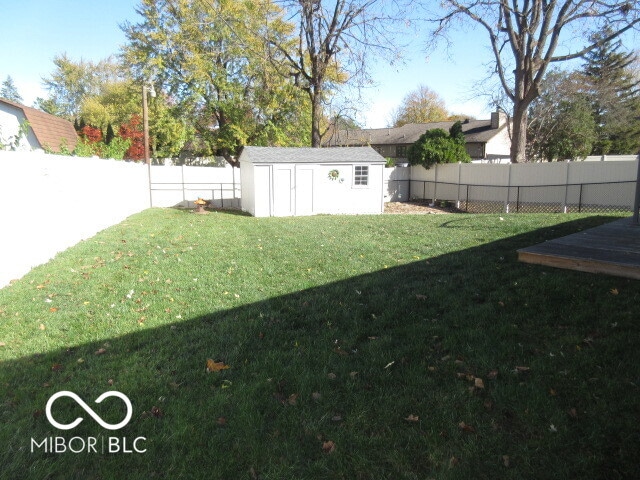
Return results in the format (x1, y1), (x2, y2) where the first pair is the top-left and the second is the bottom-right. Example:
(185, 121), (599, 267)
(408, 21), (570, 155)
(517, 217), (640, 279)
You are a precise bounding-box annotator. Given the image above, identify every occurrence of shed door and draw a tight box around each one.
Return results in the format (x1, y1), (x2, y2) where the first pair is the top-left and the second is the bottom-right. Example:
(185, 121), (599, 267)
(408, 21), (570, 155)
(295, 168), (314, 216)
(273, 166), (293, 216)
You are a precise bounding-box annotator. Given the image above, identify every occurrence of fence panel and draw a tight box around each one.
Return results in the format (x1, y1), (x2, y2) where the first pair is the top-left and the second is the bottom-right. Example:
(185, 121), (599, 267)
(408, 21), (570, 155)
(149, 164), (241, 209)
(402, 159), (638, 214)
(0, 151), (149, 287)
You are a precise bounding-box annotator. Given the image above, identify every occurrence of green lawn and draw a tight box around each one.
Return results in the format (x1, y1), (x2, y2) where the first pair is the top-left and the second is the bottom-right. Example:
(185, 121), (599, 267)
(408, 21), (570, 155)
(1, 209), (639, 479)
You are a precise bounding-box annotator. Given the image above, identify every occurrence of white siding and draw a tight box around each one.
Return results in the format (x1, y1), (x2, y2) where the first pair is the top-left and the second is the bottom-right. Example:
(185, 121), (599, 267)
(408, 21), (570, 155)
(0, 103), (40, 150)
(484, 127), (511, 159)
(240, 160), (384, 217)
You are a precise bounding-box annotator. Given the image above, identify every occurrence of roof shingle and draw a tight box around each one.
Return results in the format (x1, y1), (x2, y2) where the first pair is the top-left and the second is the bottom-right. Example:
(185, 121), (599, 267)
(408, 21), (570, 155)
(239, 146), (386, 164)
(0, 98), (78, 152)
(323, 119), (507, 147)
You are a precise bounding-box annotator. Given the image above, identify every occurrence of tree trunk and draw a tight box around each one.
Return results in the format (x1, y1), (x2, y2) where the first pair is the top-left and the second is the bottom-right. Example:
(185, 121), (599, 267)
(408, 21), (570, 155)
(510, 100), (529, 163)
(310, 83), (323, 148)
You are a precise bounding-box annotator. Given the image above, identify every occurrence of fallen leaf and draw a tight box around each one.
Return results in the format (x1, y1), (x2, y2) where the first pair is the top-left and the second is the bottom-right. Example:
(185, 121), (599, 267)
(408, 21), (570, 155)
(94, 348), (107, 355)
(311, 392), (322, 401)
(206, 359), (230, 372)
(404, 414), (419, 422)
(217, 417), (227, 426)
(549, 388), (557, 396)
(0, 342), (6, 347)
(150, 406), (163, 418)
(327, 372), (337, 380)
(549, 424), (557, 432)
(502, 455), (510, 467)
(487, 369), (499, 380)
(287, 393), (299, 406)
(384, 361), (395, 369)
(568, 408), (578, 419)
(458, 421), (476, 433)
(474, 378), (485, 389)
(515, 366), (530, 373)
(415, 294), (427, 300)
(322, 440), (336, 454)
(331, 415), (343, 422)
(51, 363), (63, 372)
(49, 307), (58, 313)
(610, 288), (619, 295)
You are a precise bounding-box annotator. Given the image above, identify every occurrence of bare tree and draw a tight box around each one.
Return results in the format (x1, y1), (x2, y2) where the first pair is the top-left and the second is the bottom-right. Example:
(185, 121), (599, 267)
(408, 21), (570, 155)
(431, 1), (640, 163)
(272, 0), (406, 147)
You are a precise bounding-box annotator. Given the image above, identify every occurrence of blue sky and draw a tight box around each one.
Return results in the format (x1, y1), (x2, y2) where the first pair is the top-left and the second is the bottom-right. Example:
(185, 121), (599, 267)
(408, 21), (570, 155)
(0, 1), (518, 128)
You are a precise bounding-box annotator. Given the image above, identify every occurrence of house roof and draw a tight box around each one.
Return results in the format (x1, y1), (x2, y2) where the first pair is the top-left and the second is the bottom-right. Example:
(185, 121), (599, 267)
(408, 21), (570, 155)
(323, 119), (507, 147)
(239, 146), (386, 164)
(0, 98), (78, 152)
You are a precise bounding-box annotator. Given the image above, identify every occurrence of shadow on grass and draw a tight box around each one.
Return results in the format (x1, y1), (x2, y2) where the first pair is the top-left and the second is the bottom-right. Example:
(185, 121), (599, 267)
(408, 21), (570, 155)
(1, 216), (639, 480)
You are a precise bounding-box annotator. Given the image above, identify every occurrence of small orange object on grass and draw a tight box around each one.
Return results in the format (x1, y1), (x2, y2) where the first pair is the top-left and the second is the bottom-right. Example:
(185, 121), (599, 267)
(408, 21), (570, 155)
(194, 198), (208, 214)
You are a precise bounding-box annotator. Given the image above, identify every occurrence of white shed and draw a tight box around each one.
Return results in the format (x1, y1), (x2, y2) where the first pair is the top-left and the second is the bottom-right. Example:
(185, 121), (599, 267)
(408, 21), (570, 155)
(239, 146), (386, 217)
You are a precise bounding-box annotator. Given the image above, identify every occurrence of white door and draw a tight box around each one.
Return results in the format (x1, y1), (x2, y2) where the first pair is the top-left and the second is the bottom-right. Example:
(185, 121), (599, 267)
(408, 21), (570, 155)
(273, 166), (293, 216)
(295, 168), (314, 216)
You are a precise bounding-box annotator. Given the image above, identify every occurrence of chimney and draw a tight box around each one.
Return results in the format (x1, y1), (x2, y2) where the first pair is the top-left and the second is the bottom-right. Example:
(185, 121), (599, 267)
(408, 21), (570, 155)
(491, 110), (501, 129)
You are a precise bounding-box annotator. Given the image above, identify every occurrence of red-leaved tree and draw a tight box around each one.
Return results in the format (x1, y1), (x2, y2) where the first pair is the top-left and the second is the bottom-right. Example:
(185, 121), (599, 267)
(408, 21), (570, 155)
(119, 115), (145, 161)
(80, 125), (103, 143)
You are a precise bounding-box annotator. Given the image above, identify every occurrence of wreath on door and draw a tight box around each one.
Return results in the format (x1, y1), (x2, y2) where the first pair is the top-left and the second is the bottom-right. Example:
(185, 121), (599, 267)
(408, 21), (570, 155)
(328, 169), (340, 181)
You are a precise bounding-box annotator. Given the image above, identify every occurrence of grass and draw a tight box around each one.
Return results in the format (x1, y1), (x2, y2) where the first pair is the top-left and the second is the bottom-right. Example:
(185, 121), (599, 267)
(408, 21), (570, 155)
(1, 209), (639, 479)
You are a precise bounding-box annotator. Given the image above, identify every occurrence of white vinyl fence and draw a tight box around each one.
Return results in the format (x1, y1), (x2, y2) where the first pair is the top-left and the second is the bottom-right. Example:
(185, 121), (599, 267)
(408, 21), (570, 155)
(150, 164), (240, 209)
(2, 150), (638, 287)
(0, 151), (149, 287)
(392, 159), (640, 213)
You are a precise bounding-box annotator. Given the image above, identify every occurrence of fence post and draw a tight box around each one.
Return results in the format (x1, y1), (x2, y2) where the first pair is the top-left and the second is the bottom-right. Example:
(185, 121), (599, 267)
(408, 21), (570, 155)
(456, 161), (462, 209)
(563, 161), (570, 213)
(465, 184), (469, 212)
(431, 163), (438, 206)
(632, 155), (640, 225)
(181, 164), (186, 204)
(504, 163), (512, 213)
(578, 184), (583, 213)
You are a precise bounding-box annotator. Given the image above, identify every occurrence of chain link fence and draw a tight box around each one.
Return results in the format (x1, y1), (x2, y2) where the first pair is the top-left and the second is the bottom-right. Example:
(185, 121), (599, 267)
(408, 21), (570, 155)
(388, 179), (635, 214)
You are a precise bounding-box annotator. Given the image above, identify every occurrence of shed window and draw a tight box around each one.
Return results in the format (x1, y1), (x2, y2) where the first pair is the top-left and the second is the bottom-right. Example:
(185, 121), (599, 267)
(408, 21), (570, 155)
(354, 165), (368, 186)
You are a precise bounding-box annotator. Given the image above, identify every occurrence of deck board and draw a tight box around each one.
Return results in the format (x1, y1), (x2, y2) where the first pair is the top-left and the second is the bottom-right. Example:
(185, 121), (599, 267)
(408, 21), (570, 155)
(517, 217), (640, 279)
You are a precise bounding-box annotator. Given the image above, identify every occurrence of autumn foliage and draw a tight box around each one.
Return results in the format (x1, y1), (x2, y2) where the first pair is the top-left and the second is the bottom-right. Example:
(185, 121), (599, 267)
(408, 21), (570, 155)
(71, 117), (138, 160)
(119, 114), (145, 161)
(79, 125), (103, 143)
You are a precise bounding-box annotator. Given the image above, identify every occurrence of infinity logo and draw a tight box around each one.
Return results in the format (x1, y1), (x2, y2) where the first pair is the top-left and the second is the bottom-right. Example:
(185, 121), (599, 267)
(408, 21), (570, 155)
(45, 391), (133, 431)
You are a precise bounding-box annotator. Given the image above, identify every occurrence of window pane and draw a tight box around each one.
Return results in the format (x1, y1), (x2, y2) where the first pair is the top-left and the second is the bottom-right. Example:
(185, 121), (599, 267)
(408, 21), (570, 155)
(354, 165), (368, 185)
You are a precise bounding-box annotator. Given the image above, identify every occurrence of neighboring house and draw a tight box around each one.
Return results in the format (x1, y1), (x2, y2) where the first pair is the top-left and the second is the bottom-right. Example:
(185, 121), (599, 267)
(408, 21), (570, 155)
(324, 111), (511, 162)
(0, 98), (78, 153)
(239, 146), (386, 217)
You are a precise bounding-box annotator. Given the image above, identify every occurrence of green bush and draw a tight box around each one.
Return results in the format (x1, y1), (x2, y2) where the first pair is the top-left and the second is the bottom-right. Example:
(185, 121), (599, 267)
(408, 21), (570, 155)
(407, 125), (470, 169)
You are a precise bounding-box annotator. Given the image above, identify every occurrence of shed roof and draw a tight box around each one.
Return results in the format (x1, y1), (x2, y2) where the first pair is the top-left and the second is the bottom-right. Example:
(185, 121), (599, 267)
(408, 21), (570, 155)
(0, 98), (78, 152)
(323, 119), (507, 147)
(239, 146), (386, 164)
